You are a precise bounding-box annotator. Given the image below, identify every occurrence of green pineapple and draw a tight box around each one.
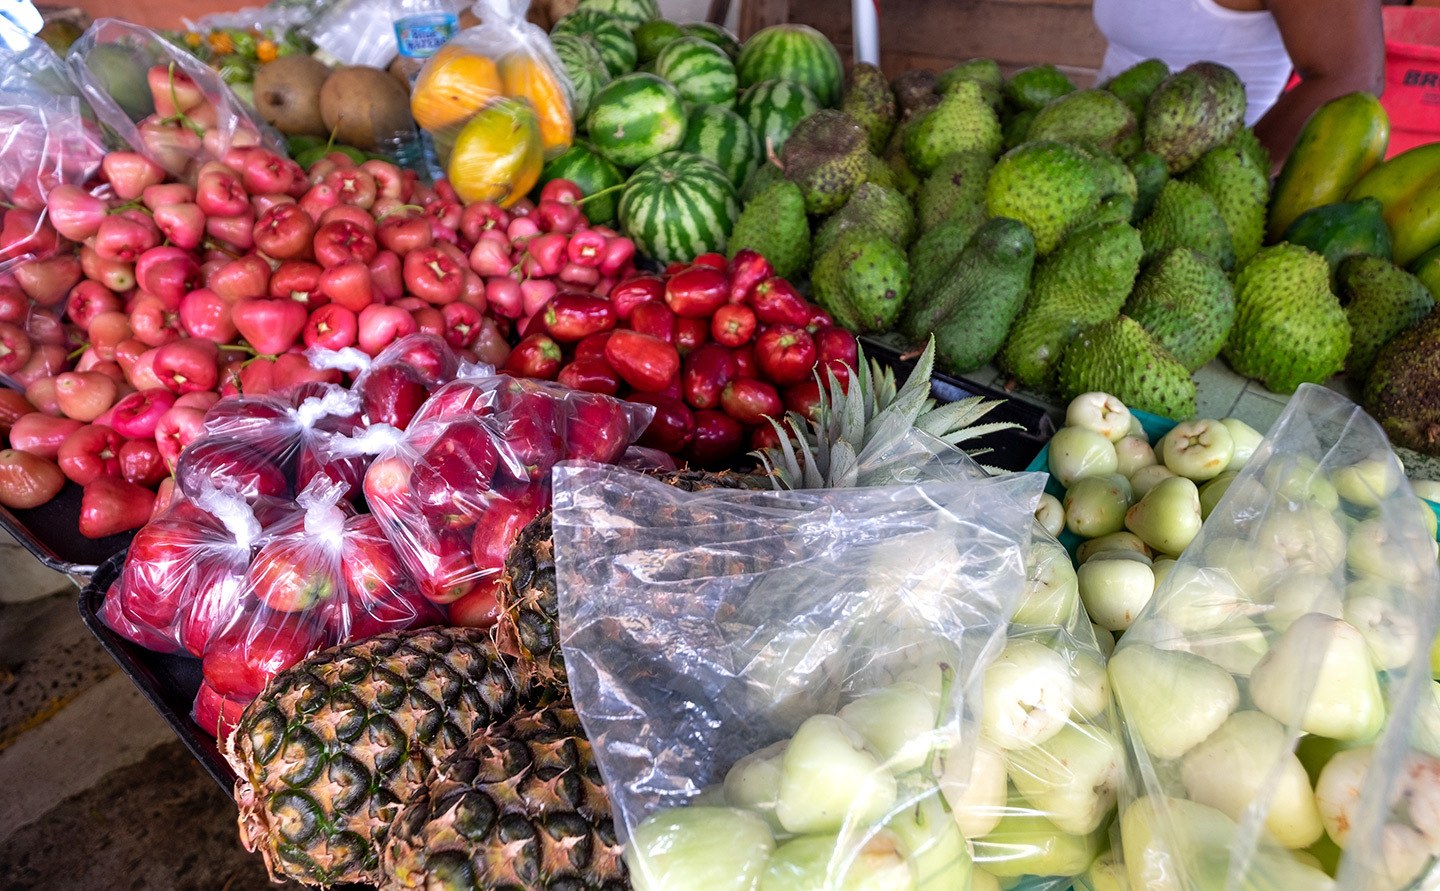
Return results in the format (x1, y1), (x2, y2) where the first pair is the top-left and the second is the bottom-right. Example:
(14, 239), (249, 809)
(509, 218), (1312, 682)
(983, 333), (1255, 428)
(381, 703), (627, 890)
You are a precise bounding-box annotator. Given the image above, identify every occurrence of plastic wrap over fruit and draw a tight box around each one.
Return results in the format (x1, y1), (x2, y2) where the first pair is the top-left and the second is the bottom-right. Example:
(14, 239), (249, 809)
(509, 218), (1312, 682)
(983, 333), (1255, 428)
(1107, 384), (1440, 891)
(176, 382), (362, 504)
(0, 26), (107, 275)
(411, 0), (574, 198)
(68, 18), (282, 182)
(553, 461), (1047, 891)
(362, 372), (651, 619)
(308, 332), (466, 430)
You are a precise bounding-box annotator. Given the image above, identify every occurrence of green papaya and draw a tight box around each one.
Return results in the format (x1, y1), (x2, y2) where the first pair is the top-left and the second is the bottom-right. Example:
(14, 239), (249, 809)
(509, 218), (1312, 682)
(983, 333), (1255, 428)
(1268, 92), (1389, 241)
(1280, 197), (1394, 280)
(1414, 244), (1440, 299)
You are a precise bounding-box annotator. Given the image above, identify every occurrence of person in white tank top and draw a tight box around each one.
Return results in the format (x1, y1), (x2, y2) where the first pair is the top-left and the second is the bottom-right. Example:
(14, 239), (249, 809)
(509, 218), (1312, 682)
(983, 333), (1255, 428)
(1093, 0), (1384, 170)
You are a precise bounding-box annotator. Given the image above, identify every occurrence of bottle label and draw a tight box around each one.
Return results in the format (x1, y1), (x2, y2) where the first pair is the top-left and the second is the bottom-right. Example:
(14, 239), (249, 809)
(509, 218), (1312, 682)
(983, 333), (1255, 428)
(395, 13), (457, 59)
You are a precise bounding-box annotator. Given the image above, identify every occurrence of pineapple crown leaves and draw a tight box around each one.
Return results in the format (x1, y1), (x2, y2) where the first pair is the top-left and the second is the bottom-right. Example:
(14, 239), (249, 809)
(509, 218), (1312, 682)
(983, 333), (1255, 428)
(754, 337), (1024, 489)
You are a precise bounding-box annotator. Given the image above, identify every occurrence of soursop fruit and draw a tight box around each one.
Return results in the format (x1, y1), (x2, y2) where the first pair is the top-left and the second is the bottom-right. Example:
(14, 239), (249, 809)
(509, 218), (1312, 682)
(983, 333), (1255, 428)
(1058, 316), (1197, 418)
(938, 58), (1004, 110)
(1027, 89), (1140, 158)
(1228, 126), (1270, 178)
(1127, 150), (1170, 221)
(1003, 109), (1037, 149)
(999, 219), (1143, 389)
(917, 150), (993, 232)
(1364, 309), (1440, 455)
(1124, 247), (1236, 371)
(1103, 58), (1169, 121)
(1140, 179), (1236, 271)
(841, 63), (897, 154)
(811, 229), (910, 332)
(882, 127), (922, 198)
(908, 215), (986, 302)
(780, 110), (870, 214)
(1080, 194), (1137, 229)
(1224, 244), (1350, 393)
(902, 81), (1003, 176)
(813, 182), (914, 256)
(861, 153), (896, 188)
(985, 140), (1102, 255)
(891, 69), (939, 117)
(1073, 143), (1138, 202)
(1339, 256), (1436, 381)
(728, 180), (811, 280)
(1182, 141), (1268, 265)
(1143, 63), (1246, 174)
(741, 160), (785, 203)
(1004, 64), (1076, 112)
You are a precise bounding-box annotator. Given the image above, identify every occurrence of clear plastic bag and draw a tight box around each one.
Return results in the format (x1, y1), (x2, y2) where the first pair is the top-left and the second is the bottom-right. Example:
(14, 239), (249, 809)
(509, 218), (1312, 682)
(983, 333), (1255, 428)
(409, 0), (574, 198)
(68, 18), (282, 182)
(361, 372), (650, 616)
(309, 332), (465, 429)
(1109, 384), (1440, 890)
(553, 462), (1047, 890)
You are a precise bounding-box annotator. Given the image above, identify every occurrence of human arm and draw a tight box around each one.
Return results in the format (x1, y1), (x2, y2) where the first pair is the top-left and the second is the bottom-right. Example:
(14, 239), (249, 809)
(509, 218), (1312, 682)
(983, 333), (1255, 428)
(1255, 0), (1385, 173)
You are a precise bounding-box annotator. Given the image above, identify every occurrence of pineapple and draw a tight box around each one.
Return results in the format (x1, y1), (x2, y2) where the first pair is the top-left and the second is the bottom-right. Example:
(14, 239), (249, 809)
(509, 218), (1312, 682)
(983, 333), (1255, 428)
(224, 628), (531, 887)
(381, 703), (627, 890)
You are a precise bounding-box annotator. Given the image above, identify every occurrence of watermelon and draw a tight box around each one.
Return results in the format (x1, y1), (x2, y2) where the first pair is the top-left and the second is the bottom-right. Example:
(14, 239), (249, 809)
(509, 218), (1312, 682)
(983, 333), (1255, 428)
(737, 79), (820, 155)
(574, 0), (660, 29)
(587, 73), (688, 168)
(620, 151), (740, 264)
(635, 19), (686, 63)
(682, 22), (741, 61)
(736, 24), (843, 107)
(538, 142), (626, 225)
(654, 37), (737, 109)
(680, 105), (760, 188)
(552, 10), (637, 78)
(551, 33), (611, 121)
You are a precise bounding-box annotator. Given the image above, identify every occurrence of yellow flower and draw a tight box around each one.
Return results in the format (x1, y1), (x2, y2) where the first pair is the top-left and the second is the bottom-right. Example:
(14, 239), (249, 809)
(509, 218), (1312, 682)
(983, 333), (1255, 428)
(208, 31), (234, 54)
(256, 40), (278, 63)
(184, 32), (202, 48)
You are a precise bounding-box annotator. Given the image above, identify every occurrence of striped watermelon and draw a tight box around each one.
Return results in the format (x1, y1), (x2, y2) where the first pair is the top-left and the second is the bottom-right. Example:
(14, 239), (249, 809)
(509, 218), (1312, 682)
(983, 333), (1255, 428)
(538, 142), (626, 224)
(682, 22), (741, 61)
(737, 79), (819, 155)
(680, 104), (761, 187)
(736, 24), (843, 107)
(587, 73), (688, 168)
(551, 33), (611, 121)
(654, 37), (737, 109)
(575, 0), (659, 29)
(635, 19), (685, 63)
(552, 10), (637, 78)
(620, 151), (740, 263)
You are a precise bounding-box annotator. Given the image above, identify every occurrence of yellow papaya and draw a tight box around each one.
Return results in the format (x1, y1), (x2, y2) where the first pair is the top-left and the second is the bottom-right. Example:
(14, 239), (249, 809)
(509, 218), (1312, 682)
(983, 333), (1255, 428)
(410, 44), (503, 134)
(1267, 92), (1389, 243)
(498, 52), (574, 158)
(447, 97), (543, 207)
(1348, 143), (1440, 266)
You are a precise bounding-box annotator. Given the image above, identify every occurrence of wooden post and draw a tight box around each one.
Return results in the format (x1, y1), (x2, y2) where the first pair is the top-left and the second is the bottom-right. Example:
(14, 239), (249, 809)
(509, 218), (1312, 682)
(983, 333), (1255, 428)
(739, 0), (791, 39)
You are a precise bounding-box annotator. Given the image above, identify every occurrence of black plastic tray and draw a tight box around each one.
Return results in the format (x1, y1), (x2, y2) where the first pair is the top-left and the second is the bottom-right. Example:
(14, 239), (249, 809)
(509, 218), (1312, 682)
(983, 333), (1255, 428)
(77, 552), (233, 792)
(2, 482), (137, 577)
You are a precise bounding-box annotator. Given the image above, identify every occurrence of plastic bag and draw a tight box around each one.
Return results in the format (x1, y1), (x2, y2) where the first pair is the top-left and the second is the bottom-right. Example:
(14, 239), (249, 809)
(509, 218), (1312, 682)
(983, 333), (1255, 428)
(361, 372), (650, 617)
(1109, 384), (1440, 890)
(554, 462), (1046, 890)
(176, 382), (362, 504)
(68, 18), (282, 182)
(308, 332), (464, 429)
(409, 0), (574, 202)
(303, 0), (400, 68)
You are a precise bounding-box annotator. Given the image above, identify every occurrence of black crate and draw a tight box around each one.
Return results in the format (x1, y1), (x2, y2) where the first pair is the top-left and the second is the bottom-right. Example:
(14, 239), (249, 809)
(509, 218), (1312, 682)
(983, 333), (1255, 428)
(2, 481), (136, 576)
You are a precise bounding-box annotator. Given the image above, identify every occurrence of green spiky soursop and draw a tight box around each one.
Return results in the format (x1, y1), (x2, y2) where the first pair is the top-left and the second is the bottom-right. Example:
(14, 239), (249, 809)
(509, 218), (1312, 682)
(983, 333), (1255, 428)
(841, 63), (897, 154)
(1124, 247), (1235, 371)
(1002, 109), (1037, 149)
(902, 81), (1002, 176)
(811, 229), (910, 332)
(1058, 316), (1197, 418)
(1103, 58), (1169, 121)
(1072, 143), (1138, 202)
(1140, 179), (1236, 271)
(891, 69), (939, 117)
(1080, 194), (1137, 229)
(916, 150), (993, 232)
(861, 153), (895, 188)
(985, 140), (1102, 255)
(813, 182), (914, 256)
(1127, 150), (1170, 222)
(882, 128), (922, 198)
(1004, 64), (1076, 112)
(740, 161), (785, 203)
(728, 180), (810, 280)
(1027, 90), (1140, 158)
(1224, 244), (1350, 393)
(910, 218), (1037, 373)
(1339, 256), (1436, 381)
(1181, 141), (1268, 265)
(908, 215), (985, 303)
(1364, 309), (1440, 455)
(780, 110), (870, 214)
(999, 220), (1144, 390)
(1228, 126), (1270, 178)
(1143, 63), (1246, 174)
(938, 58), (1003, 109)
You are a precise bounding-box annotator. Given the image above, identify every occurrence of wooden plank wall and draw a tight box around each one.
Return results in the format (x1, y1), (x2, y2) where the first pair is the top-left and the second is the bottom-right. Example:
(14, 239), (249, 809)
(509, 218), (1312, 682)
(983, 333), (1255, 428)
(747, 0), (1108, 85)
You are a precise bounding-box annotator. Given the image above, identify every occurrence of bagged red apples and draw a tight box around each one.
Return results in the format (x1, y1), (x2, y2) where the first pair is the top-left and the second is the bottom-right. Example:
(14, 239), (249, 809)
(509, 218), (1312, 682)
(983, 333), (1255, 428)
(553, 461), (1046, 891)
(1106, 384), (1440, 890)
(362, 370), (650, 621)
(68, 19), (281, 182)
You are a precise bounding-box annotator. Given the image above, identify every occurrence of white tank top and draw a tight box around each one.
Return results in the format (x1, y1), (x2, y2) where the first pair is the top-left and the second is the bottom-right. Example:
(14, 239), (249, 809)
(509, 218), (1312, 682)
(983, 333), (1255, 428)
(1093, 0), (1293, 126)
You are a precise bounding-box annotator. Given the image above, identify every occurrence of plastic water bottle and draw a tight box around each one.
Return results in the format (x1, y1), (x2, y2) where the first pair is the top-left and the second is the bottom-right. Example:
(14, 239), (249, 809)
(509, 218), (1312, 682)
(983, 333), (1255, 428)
(391, 0), (458, 179)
